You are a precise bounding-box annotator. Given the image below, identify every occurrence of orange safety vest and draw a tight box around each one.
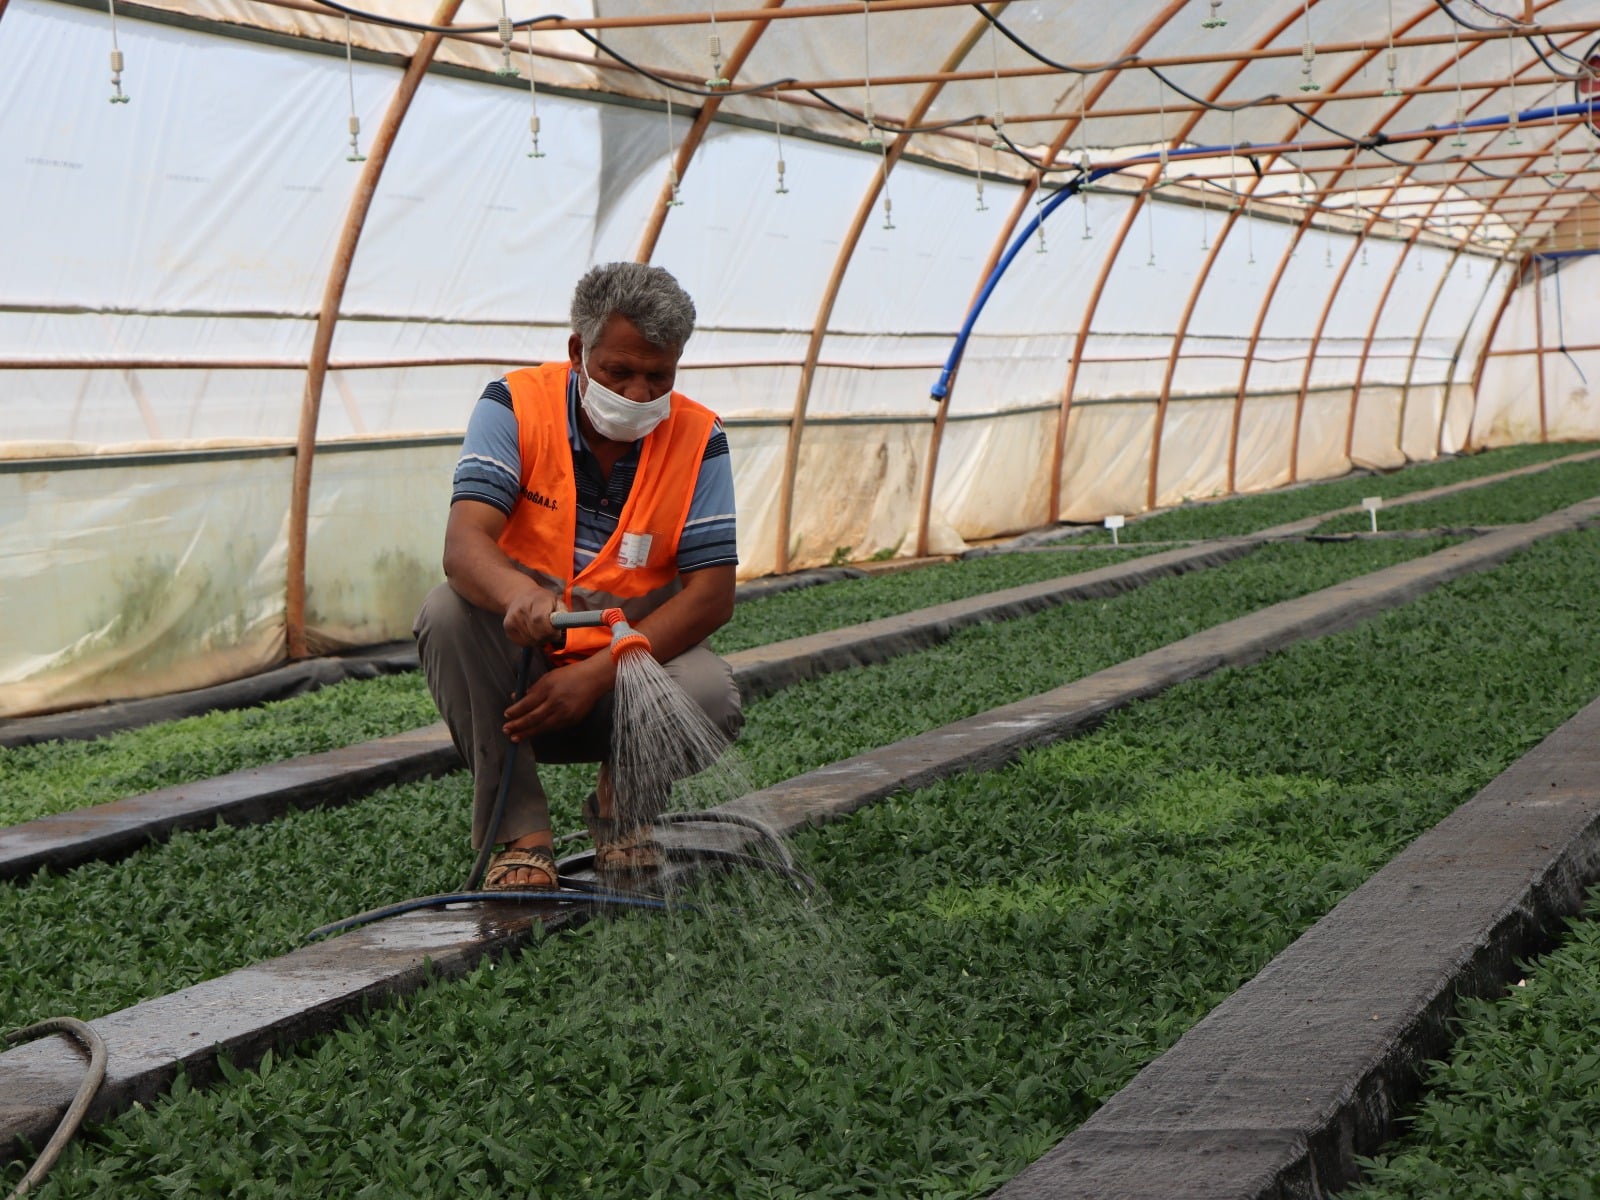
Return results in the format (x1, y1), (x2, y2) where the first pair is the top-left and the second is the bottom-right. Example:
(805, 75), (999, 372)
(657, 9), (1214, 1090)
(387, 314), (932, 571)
(498, 362), (718, 663)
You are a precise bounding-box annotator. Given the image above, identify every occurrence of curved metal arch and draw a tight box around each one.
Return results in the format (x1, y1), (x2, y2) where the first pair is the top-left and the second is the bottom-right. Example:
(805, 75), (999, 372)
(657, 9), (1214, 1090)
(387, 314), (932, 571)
(1042, 4), (1345, 521)
(1221, 0), (1457, 494)
(922, 2), (1191, 552)
(1132, 0), (1338, 513)
(1276, 5), (1541, 485)
(772, 3), (1003, 573)
(1144, 0), (1570, 502)
(634, 1), (787, 264)
(285, 0), (464, 660)
(1341, 26), (1581, 462)
(1397, 114), (1588, 456)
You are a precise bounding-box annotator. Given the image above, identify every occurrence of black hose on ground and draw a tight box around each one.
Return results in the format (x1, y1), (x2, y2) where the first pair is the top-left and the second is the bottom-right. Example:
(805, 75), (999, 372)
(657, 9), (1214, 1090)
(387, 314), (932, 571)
(304, 887), (680, 942)
(4, 1018), (107, 1200)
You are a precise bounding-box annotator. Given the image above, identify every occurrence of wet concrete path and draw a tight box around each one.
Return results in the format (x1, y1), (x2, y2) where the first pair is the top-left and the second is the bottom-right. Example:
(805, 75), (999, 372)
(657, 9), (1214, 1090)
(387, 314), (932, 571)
(4, 496), (1595, 1164)
(993, 693), (1600, 1200)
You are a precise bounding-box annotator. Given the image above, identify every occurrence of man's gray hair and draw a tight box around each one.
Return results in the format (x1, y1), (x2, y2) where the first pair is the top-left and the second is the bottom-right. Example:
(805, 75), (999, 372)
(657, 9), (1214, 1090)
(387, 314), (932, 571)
(571, 262), (697, 353)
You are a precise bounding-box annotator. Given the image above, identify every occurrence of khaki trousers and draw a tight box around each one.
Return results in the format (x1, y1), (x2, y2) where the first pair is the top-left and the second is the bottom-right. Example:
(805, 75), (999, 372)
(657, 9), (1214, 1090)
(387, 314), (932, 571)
(413, 581), (743, 848)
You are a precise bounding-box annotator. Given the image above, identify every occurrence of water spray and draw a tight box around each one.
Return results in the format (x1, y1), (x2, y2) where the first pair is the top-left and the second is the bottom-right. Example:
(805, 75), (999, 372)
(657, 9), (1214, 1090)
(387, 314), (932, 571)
(309, 605), (806, 942)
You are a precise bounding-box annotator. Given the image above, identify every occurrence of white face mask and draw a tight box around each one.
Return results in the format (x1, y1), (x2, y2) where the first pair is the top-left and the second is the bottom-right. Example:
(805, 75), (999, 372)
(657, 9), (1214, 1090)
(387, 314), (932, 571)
(578, 352), (672, 442)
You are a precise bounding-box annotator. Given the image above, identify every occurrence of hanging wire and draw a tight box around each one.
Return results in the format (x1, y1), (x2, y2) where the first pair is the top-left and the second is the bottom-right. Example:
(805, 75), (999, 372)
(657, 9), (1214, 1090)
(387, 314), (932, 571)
(107, 0), (129, 103)
(344, 14), (366, 162)
(1299, 0), (1320, 93)
(1077, 80), (1092, 239)
(878, 138), (894, 229)
(989, 10), (1005, 150)
(1550, 260), (1589, 382)
(1504, 29), (1523, 145)
(859, 1), (882, 148)
(525, 26), (545, 157)
(496, 0), (517, 76)
(1547, 140), (1567, 184)
(772, 94), (789, 194)
(1037, 186), (1051, 253)
(1384, 0), (1403, 95)
(1450, 21), (1469, 148)
(705, 0), (729, 88)
(664, 93), (683, 206)
(1155, 75), (1170, 183)
(973, 137), (988, 211)
(1145, 183), (1157, 264)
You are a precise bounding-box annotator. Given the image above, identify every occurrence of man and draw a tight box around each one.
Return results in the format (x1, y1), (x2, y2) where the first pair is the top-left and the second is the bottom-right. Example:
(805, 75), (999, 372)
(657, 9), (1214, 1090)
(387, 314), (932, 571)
(414, 262), (741, 891)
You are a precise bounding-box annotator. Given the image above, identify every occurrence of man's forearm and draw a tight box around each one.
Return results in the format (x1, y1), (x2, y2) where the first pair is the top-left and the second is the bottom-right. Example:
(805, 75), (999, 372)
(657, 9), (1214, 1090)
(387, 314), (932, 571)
(444, 527), (546, 616)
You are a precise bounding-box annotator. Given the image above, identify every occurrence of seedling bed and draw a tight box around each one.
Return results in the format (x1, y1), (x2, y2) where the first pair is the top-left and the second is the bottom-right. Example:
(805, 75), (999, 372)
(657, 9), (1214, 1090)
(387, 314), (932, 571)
(1347, 894), (1600, 1199)
(6, 525), (1600, 1198)
(2, 536), (1457, 1029)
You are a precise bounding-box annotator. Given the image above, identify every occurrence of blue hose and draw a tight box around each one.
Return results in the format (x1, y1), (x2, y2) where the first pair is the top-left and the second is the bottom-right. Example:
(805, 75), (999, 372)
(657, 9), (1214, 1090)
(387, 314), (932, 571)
(931, 99), (1598, 403)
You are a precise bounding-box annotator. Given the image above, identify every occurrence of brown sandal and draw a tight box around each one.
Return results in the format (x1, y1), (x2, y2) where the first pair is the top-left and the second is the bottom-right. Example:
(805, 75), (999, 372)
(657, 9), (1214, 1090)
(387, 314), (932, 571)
(582, 792), (664, 874)
(482, 843), (559, 892)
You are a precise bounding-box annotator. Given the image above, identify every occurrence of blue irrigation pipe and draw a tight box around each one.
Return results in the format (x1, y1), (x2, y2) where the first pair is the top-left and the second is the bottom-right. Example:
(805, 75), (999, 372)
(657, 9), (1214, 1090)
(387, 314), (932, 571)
(929, 99), (1598, 403)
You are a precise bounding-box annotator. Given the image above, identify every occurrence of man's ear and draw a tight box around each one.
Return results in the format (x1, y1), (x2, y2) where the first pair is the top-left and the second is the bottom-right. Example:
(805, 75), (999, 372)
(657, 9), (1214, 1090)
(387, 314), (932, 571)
(567, 332), (584, 371)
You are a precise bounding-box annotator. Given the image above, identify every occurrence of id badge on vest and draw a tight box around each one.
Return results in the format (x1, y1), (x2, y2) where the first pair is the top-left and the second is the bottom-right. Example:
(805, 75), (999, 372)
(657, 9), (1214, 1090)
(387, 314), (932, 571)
(618, 531), (653, 569)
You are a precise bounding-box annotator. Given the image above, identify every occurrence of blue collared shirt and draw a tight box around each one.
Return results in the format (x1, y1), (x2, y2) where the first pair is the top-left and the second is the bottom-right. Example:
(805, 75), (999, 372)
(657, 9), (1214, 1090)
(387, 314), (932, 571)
(452, 372), (738, 574)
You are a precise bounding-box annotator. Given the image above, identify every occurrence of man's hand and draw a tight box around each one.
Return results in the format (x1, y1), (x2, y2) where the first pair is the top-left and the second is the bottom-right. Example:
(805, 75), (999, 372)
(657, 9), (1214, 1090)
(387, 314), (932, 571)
(503, 584), (560, 648)
(503, 657), (608, 742)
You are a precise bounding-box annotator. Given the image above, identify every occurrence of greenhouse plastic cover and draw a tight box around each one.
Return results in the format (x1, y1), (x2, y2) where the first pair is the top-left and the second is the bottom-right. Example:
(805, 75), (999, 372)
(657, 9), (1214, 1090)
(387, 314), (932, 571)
(2, 0), (1597, 716)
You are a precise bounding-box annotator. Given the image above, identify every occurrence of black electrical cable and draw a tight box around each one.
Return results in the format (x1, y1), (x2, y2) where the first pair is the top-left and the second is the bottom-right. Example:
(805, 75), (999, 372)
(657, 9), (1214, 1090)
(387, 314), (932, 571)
(1284, 102), (1417, 170)
(310, 0), (799, 99)
(1550, 259), (1589, 383)
(1432, 0), (1519, 36)
(1145, 65), (1279, 115)
(1431, 0), (1591, 80)
(967, 4), (1138, 76)
(801, 89), (990, 137)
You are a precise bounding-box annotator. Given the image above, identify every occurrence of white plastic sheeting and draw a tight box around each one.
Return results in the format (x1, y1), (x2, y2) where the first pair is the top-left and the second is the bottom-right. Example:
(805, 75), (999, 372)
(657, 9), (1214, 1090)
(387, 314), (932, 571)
(1, 0), (1590, 716)
(1476, 255), (1600, 449)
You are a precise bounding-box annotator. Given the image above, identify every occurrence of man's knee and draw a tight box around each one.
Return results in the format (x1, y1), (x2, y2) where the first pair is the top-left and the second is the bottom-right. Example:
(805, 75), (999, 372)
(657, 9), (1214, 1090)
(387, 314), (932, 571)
(668, 648), (744, 743)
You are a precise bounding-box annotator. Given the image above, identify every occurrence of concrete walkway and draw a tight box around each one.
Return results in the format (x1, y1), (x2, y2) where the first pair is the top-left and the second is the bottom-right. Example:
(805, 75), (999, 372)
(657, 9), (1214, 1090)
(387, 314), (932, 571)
(994, 694), (1600, 1200)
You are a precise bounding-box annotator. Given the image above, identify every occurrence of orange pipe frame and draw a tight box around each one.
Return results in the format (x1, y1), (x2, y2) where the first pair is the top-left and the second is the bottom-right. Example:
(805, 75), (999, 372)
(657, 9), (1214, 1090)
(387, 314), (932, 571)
(1402, 118), (1582, 461)
(1194, 1), (1572, 496)
(1488, 340), (1600, 356)
(1532, 254), (1550, 440)
(920, 2), (1190, 551)
(1268, 5), (1555, 484)
(285, 0), (464, 660)
(772, 4), (1002, 573)
(1342, 27), (1583, 464)
(634, 1), (785, 264)
(1133, 1), (1332, 514)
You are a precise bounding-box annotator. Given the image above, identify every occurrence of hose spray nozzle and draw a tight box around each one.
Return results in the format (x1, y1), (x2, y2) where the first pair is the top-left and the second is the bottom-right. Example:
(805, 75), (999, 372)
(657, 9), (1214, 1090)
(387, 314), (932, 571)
(548, 607), (651, 659)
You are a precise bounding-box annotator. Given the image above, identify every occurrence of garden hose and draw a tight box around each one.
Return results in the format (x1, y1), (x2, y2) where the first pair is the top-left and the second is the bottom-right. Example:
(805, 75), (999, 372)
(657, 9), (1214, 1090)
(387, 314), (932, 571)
(4, 1018), (107, 1200)
(304, 887), (680, 942)
(311, 609), (808, 942)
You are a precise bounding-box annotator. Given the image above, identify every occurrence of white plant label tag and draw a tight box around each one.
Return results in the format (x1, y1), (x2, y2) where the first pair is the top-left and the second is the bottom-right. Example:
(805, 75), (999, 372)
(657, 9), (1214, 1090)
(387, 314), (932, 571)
(618, 531), (653, 569)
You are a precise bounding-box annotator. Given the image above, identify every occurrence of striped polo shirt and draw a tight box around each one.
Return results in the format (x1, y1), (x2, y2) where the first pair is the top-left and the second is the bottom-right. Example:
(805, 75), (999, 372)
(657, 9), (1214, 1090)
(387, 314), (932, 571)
(451, 373), (739, 575)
